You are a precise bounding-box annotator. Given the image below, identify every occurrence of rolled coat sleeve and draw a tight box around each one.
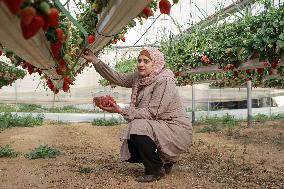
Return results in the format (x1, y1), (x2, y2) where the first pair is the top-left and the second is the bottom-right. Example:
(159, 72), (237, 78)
(94, 61), (135, 88)
(121, 77), (175, 121)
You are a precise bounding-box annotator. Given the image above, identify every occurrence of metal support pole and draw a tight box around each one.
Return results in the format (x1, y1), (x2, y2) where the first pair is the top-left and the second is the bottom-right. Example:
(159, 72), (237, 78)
(207, 94), (210, 118)
(247, 80), (252, 127)
(192, 84), (195, 124)
(52, 92), (55, 108)
(269, 88), (271, 117)
(15, 80), (18, 113)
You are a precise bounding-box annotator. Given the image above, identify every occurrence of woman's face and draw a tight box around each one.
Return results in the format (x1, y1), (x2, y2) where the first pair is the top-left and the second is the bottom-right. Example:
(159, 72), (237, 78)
(137, 54), (154, 77)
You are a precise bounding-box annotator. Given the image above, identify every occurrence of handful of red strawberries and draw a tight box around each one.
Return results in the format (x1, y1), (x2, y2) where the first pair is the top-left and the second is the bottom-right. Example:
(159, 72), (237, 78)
(93, 95), (117, 108)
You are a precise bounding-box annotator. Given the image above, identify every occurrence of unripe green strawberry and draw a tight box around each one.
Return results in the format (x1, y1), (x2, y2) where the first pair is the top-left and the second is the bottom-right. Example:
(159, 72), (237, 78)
(92, 2), (102, 14)
(128, 20), (136, 27)
(5, 51), (13, 58)
(39, 1), (51, 15)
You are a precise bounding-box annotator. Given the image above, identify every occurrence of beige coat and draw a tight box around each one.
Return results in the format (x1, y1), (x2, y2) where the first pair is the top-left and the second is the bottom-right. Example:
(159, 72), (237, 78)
(94, 61), (193, 163)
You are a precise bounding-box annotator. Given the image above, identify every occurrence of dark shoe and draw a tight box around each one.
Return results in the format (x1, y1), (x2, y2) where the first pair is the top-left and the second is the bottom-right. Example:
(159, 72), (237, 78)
(164, 162), (174, 174)
(135, 173), (164, 182)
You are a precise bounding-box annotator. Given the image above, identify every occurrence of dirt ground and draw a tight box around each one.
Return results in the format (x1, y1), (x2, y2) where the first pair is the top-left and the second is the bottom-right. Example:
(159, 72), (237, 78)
(0, 121), (283, 189)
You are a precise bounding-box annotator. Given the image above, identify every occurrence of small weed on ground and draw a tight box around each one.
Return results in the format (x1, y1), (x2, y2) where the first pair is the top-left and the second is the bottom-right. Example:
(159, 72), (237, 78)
(0, 145), (18, 157)
(25, 145), (60, 159)
(0, 113), (43, 130)
(196, 114), (240, 134)
(92, 118), (126, 126)
(79, 167), (93, 174)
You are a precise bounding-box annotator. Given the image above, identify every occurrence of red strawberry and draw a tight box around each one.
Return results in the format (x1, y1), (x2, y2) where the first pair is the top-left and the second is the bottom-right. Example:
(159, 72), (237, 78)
(114, 37), (118, 43)
(88, 35), (95, 44)
(37, 69), (42, 75)
(47, 78), (53, 86)
(50, 41), (62, 58)
(47, 79), (55, 91)
(27, 64), (34, 75)
(234, 71), (239, 77)
(56, 67), (63, 75)
(64, 76), (73, 85)
(47, 8), (60, 27)
(3, 0), (23, 15)
(270, 59), (278, 69)
(29, 15), (45, 34)
(20, 6), (36, 25)
(21, 21), (29, 39)
(143, 7), (154, 18)
(174, 72), (180, 77)
(64, 76), (69, 83)
(257, 68), (264, 74)
(225, 64), (235, 70)
(22, 61), (30, 69)
(159, 0), (171, 15)
(245, 69), (251, 75)
(0, 51), (2, 56)
(58, 59), (66, 71)
(263, 61), (270, 67)
(269, 70), (273, 75)
(201, 55), (210, 64)
(99, 95), (117, 107)
(42, 16), (50, 31)
(63, 82), (70, 92)
(271, 62), (278, 69)
(21, 15), (45, 39)
(121, 37), (126, 42)
(108, 96), (116, 104)
(56, 28), (65, 42)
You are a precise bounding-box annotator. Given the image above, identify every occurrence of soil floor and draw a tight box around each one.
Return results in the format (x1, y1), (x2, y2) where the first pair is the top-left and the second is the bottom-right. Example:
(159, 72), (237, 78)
(0, 121), (283, 189)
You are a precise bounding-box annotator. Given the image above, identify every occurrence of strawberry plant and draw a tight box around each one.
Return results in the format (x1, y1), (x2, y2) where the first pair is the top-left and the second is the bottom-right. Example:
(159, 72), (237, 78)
(161, 2), (284, 87)
(1, 0), (182, 93)
(0, 61), (26, 88)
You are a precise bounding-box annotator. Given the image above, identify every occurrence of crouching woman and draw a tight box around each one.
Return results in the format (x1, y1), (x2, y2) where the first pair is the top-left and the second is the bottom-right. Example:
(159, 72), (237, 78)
(82, 47), (193, 182)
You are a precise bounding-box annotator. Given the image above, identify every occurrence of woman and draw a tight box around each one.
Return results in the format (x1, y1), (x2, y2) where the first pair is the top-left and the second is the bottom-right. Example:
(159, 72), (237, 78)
(82, 47), (193, 182)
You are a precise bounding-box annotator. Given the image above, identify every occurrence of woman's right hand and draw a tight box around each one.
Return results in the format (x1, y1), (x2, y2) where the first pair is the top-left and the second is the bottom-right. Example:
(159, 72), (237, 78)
(82, 48), (100, 64)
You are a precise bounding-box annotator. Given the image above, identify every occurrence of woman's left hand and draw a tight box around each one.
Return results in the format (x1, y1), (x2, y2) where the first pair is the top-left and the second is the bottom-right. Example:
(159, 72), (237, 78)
(81, 48), (100, 64)
(98, 100), (122, 114)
